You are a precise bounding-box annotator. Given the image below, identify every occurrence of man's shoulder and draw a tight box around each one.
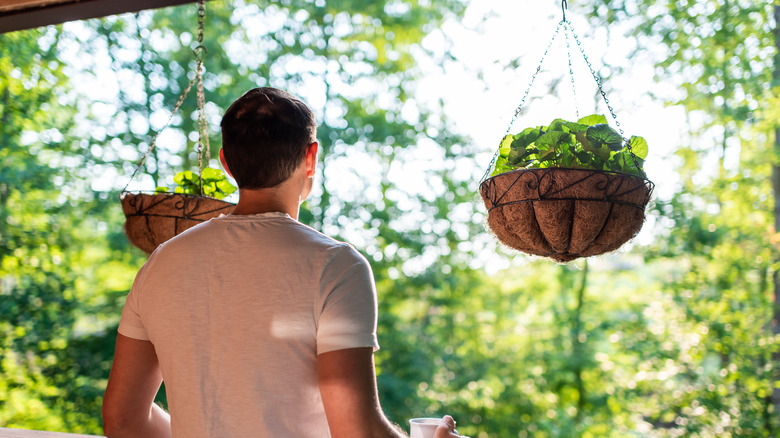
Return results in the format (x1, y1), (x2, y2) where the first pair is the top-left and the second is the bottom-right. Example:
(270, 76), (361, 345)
(284, 219), (338, 243)
(282, 222), (368, 266)
(152, 214), (354, 256)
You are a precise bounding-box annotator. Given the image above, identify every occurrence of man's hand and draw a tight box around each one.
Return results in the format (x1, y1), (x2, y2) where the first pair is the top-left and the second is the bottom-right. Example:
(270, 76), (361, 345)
(434, 415), (469, 438)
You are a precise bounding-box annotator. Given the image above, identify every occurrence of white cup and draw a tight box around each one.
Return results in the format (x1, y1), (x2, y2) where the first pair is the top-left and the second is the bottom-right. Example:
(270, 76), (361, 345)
(409, 417), (441, 438)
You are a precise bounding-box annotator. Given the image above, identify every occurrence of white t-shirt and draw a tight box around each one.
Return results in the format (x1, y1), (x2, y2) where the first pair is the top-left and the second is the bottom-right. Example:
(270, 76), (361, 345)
(118, 212), (380, 438)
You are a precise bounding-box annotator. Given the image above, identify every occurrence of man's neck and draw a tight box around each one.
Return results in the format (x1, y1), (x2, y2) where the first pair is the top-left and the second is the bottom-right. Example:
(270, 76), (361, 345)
(230, 187), (300, 220)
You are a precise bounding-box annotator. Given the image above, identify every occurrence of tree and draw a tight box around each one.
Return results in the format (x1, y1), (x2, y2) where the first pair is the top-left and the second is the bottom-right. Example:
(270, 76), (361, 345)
(0, 27), (146, 432)
(17, 1), (777, 435)
(3, 0), (485, 432)
(578, 0), (779, 435)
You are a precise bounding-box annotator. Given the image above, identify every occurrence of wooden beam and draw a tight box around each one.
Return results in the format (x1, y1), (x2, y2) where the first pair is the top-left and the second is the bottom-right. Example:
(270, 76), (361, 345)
(0, 0), (67, 14)
(0, 0), (198, 34)
(0, 1), (77, 14)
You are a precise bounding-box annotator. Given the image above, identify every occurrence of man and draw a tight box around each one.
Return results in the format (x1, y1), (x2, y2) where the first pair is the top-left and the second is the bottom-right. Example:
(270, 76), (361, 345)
(103, 87), (465, 438)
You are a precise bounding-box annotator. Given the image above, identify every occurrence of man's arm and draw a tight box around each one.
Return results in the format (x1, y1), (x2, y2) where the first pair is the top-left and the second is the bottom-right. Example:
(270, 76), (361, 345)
(103, 334), (171, 438)
(318, 348), (466, 438)
(318, 347), (407, 438)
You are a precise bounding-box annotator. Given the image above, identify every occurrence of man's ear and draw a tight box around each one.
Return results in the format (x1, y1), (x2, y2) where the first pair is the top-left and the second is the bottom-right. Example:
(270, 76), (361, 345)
(219, 148), (234, 178)
(305, 142), (319, 177)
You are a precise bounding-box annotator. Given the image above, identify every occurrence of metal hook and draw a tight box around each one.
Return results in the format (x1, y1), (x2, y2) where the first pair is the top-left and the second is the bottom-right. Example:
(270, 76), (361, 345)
(192, 44), (208, 62)
(561, 0), (568, 22)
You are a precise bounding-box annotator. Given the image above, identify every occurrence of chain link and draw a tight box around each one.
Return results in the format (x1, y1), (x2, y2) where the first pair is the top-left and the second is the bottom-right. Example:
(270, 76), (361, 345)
(563, 22), (579, 119)
(481, 16), (647, 181)
(123, 0), (212, 193)
(561, 0), (568, 23)
(194, 0), (209, 193)
(481, 0), (647, 181)
(197, 0), (205, 45)
(481, 21), (566, 182)
(122, 77), (198, 194)
(568, 23), (645, 177)
(569, 26), (623, 137)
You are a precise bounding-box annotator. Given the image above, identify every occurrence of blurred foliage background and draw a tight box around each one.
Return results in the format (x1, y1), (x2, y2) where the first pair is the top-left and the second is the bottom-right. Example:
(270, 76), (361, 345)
(0, 0), (778, 437)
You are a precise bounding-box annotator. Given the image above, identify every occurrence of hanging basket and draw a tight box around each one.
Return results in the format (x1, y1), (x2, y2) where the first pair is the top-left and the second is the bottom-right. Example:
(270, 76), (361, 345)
(116, 0), (236, 255)
(479, 167), (653, 262)
(121, 192), (234, 254)
(477, 10), (658, 262)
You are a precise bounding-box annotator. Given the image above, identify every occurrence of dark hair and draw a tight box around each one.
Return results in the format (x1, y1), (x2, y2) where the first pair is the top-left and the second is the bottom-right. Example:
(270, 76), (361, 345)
(220, 87), (317, 189)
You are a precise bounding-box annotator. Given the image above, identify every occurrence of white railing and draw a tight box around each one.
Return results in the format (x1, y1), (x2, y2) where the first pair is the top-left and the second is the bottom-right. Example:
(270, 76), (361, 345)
(0, 428), (104, 438)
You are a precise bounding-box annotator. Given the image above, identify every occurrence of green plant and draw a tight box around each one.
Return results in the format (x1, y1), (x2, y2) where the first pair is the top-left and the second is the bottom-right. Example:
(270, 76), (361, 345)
(491, 114), (649, 177)
(155, 167), (236, 199)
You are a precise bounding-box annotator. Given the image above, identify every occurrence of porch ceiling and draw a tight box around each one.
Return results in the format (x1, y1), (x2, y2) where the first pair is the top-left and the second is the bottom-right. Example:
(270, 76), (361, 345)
(0, 0), (198, 34)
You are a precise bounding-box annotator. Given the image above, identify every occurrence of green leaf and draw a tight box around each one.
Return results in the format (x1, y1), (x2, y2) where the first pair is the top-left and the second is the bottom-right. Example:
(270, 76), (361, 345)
(564, 121), (590, 133)
(577, 114), (609, 126)
(154, 186), (169, 194)
(216, 180), (237, 196)
(578, 130), (612, 160)
(549, 119), (589, 134)
(203, 181), (219, 197)
(499, 135), (513, 157)
(605, 154), (624, 173)
(537, 146), (558, 160)
(511, 126), (544, 151)
(586, 124), (623, 151)
(507, 147), (529, 165)
(502, 114), (647, 173)
(573, 150), (595, 167)
(201, 167), (224, 181)
(535, 131), (571, 148)
(173, 170), (196, 185)
(168, 167), (235, 197)
(617, 150), (644, 175)
(490, 155), (515, 176)
(628, 136), (649, 160)
(499, 127), (544, 167)
(547, 119), (567, 132)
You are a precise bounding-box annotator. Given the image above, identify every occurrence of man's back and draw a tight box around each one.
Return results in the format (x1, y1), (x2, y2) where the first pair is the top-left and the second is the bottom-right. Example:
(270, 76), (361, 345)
(118, 213), (378, 437)
(104, 87), (463, 438)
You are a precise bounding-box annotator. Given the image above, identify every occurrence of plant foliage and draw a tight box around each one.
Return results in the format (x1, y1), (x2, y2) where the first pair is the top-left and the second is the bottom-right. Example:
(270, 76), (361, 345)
(491, 114), (649, 177)
(155, 167), (236, 200)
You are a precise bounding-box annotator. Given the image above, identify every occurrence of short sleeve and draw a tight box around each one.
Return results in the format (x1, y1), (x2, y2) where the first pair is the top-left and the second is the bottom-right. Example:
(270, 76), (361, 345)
(117, 261), (152, 341)
(316, 245), (379, 355)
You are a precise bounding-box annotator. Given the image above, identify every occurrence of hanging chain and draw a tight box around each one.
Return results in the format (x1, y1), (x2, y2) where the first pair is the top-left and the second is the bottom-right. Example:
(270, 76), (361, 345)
(122, 0), (212, 194)
(562, 0), (577, 117)
(196, 0), (205, 47)
(569, 25), (623, 137)
(563, 22), (579, 119)
(481, 1), (647, 181)
(561, 0), (568, 24)
(504, 23), (565, 136)
(568, 22), (645, 177)
(480, 22), (566, 182)
(121, 76), (198, 194)
(194, 0), (209, 194)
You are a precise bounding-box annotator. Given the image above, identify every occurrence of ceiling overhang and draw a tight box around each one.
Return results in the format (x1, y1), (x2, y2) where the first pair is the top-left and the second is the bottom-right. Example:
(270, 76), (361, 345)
(0, 0), (199, 34)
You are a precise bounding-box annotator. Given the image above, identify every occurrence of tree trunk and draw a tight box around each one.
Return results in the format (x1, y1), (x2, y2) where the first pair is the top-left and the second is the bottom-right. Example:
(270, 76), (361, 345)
(571, 261), (588, 429)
